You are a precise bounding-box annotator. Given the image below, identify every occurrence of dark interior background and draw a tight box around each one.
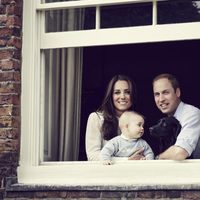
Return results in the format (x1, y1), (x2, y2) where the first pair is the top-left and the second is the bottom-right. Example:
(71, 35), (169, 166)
(79, 39), (200, 160)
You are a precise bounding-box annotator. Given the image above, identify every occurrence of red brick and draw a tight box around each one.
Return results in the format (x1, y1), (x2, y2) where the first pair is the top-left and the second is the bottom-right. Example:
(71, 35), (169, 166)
(0, 71), (20, 81)
(0, 49), (14, 60)
(0, 82), (20, 93)
(182, 191), (200, 200)
(0, 106), (13, 116)
(0, 105), (19, 116)
(0, 5), (6, 15)
(0, 27), (13, 37)
(0, 138), (18, 152)
(0, 116), (20, 128)
(7, 36), (21, 49)
(6, 15), (21, 27)
(0, 15), (7, 24)
(0, 39), (7, 46)
(13, 72), (20, 81)
(137, 191), (155, 198)
(1, 0), (11, 4)
(7, 3), (22, 16)
(0, 59), (20, 70)
(0, 94), (20, 105)
(0, 128), (18, 139)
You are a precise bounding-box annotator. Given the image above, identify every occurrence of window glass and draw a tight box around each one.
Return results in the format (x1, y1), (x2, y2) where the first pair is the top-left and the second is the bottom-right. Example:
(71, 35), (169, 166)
(45, 8), (95, 32)
(101, 3), (152, 28)
(157, 1), (200, 24)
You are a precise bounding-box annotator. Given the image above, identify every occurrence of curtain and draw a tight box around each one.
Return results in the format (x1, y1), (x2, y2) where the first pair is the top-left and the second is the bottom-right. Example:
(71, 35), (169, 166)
(43, 1), (84, 161)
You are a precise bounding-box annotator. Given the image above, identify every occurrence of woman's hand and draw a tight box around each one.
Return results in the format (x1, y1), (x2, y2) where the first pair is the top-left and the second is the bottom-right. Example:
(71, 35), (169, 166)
(128, 148), (145, 160)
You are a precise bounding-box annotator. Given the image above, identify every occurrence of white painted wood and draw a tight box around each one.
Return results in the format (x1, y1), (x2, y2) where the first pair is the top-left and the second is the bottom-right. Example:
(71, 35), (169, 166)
(36, 0), (167, 11)
(41, 22), (200, 49)
(18, 160), (200, 187)
(20, 0), (200, 186)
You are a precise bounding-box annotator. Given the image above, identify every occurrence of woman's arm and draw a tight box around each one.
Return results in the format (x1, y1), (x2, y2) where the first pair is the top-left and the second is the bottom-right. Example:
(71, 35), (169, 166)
(85, 112), (104, 161)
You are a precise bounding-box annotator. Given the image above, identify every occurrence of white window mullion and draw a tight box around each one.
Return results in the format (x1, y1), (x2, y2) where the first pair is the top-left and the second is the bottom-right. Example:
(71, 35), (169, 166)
(96, 6), (100, 29)
(152, 0), (157, 26)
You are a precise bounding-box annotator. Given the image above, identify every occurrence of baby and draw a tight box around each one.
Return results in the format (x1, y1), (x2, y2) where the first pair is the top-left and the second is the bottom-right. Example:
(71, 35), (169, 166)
(101, 111), (154, 165)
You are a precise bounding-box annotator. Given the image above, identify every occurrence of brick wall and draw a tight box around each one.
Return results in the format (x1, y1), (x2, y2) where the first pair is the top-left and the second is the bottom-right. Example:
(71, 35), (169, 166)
(0, 0), (22, 198)
(4, 189), (200, 199)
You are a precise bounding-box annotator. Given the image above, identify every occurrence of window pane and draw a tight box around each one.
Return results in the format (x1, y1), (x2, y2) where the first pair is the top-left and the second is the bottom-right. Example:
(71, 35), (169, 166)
(43, 48), (82, 161)
(45, 8), (95, 32)
(158, 1), (200, 24)
(101, 3), (152, 29)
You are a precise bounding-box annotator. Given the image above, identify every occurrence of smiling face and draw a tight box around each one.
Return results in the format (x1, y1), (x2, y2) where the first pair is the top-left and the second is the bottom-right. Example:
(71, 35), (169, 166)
(112, 80), (132, 116)
(153, 78), (181, 116)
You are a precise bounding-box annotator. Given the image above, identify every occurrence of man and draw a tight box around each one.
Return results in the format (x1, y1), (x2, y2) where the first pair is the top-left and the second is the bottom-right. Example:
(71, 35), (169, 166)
(152, 73), (200, 160)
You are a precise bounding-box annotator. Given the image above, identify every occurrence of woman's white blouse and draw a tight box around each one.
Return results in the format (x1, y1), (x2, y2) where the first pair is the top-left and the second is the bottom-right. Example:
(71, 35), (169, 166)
(85, 112), (107, 161)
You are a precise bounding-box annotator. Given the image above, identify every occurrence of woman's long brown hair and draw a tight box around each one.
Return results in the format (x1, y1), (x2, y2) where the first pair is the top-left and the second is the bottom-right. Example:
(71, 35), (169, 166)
(97, 74), (137, 140)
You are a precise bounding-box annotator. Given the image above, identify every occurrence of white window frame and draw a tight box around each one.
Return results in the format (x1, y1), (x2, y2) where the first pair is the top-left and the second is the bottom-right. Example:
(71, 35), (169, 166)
(19, 0), (200, 188)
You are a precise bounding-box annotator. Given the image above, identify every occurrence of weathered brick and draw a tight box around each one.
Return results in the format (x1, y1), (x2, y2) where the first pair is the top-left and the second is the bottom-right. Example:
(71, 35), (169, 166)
(136, 191), (156, 198)
(0, 49), (14, 60)
(0, 94), (20, 105)
(7, 3), (22, 16)
(0, 116), (20, 128)
(0, 5), (6, 15)
(7, 36), (21, 49)
(0, 105), (19, 116)
(0, 152), (18, 178)
(0, 15), (7, 25)
(0, 82), (20, 93)
(0, 138), (18, 152)
(0, 27), (13, 38)
(0, 39), (7, 47)
(101, 191), (124, 198)
(0, 71), (21, 81)
(0, 106), (13, 116)
(1, 0), (23, 5)
(0, 59), (20, 70)
(182, 191), (200, 200)
(126, 191), (137, 198)
(10, 27), (21, 37)
(6, 15), (21, 27)
(0, 128), (18, 139)
(13, 48), (21, 59)
(1, 0), (12, 4)
(0, 0), (21, 197)
(166, 190), (181, 198)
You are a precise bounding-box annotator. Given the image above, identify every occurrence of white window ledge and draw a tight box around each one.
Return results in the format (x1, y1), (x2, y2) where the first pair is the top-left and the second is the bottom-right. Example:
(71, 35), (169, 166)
(17, 160), (200, 190)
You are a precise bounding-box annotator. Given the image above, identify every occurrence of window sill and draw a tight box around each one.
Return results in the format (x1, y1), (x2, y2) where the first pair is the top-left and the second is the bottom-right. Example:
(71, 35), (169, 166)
(16, 160), (200, 191)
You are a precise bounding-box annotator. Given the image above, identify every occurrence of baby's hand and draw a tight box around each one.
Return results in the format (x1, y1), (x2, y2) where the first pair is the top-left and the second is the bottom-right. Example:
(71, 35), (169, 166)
(103, 160), (113, 165)
(140, 157), (146, 160)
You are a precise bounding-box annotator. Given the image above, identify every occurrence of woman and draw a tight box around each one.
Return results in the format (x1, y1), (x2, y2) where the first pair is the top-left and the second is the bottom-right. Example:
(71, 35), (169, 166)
(85, 74), (145, 161)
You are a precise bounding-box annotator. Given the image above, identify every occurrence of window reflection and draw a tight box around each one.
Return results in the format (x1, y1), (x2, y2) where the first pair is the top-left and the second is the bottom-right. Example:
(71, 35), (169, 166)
(157, 1), (200, 24)
(101, 3), (152, 28)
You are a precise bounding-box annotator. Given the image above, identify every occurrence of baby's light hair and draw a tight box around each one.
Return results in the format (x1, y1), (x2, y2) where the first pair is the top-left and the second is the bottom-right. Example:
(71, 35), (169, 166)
(119, 111), (144, 130)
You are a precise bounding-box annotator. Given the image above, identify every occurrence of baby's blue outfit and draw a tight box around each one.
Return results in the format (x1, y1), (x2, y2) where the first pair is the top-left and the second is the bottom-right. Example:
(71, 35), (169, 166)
(101, 134), (154, 160)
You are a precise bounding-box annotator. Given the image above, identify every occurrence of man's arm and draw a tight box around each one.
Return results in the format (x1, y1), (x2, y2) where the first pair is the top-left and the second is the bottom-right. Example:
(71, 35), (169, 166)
(156, 145), (189, 160)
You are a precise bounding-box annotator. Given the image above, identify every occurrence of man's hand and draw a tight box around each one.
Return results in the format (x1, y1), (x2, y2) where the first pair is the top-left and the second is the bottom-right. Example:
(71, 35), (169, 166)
(128, 148), (145, 160)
